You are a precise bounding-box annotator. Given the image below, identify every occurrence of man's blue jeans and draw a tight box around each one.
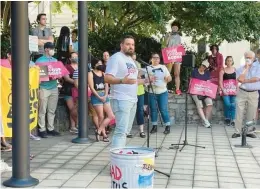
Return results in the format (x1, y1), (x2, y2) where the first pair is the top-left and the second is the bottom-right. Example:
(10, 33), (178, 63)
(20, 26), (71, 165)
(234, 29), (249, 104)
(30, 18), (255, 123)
(223, 95), (236, 120)
(148, 91), (170, 126)
(110, 99), (137, 149)
(136, 94), (144, 125)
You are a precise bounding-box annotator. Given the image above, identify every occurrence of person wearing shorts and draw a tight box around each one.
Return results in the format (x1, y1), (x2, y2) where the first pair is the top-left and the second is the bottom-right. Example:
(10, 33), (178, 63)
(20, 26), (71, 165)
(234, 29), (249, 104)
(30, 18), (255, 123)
(88, 59), (115, 142)
(72, 69), (99, 136)
(63, 52), (78, 133)
(191, 60), (213, 128)
(166, 21), (182, 95)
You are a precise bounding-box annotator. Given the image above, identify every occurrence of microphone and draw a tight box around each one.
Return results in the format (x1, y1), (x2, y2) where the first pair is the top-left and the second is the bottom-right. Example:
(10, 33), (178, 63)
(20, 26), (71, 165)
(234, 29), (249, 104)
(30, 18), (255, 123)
(137, 59), (153, 68)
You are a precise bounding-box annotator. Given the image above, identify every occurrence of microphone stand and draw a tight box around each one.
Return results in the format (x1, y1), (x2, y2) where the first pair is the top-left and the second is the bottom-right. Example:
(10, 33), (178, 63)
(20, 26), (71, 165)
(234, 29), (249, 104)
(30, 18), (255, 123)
(169, 66), (205, 151)
(138, 59), (170, 178)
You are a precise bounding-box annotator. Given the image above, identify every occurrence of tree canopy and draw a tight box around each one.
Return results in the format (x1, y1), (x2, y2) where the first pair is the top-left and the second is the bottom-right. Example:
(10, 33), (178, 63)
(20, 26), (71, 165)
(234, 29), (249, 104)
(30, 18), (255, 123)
(1, 1), (259, 44)
(169, 1), (260, 43)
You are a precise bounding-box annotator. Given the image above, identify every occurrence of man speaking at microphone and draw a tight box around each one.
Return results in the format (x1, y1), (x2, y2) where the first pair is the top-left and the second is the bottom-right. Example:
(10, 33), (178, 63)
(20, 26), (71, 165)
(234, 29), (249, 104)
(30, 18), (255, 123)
(105, 35), (148, 149)
(232, 51), (260, 138)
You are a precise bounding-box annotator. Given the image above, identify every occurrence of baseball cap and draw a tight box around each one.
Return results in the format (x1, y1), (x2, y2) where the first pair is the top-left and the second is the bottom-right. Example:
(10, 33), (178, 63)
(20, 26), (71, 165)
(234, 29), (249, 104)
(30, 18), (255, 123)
(201, 60), (209, 68)
(44, 42), (55, 49)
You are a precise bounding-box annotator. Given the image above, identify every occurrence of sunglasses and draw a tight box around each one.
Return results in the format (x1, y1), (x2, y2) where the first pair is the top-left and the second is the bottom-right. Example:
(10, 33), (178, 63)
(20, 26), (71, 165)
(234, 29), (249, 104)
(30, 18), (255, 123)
(42, 30), (45, 37)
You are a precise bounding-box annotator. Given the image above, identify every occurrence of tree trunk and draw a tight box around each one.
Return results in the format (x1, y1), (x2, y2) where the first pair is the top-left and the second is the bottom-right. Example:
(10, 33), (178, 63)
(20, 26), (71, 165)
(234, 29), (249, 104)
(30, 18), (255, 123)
(91, 18), (96, 31)
(2, 1), (11, 31)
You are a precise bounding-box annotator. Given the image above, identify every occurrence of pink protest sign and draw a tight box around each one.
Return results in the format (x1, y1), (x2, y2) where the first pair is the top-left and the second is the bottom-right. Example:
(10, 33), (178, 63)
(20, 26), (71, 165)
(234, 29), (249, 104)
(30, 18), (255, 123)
(0, 59), (11, 68)
(161, 45), (186, 64)
(220, 79), (237, 96)
(35, 61), (69, 79)
(188, 78), (218, 99)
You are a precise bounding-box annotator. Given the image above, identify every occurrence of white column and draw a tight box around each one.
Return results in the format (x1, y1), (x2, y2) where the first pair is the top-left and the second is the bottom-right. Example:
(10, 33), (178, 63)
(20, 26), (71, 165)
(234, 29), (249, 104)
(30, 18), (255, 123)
(49, 1), (52, 28)
(38, 1), (45, 13)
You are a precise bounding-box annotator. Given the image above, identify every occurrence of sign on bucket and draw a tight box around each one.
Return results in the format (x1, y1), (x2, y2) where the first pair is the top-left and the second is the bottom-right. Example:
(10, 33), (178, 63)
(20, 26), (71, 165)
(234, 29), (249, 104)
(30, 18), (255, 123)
(110, 147), (155, 189)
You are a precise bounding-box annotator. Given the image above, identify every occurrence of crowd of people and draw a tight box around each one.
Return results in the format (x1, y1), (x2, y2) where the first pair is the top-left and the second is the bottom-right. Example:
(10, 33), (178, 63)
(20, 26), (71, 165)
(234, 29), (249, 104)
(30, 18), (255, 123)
(1, 14), (260, 167)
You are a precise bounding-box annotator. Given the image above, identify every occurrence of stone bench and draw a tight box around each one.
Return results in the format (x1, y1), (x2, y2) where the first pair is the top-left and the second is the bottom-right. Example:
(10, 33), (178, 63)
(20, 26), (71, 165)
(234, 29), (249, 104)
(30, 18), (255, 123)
(53, 93), (260, 132)
(54, 94), (226, 132)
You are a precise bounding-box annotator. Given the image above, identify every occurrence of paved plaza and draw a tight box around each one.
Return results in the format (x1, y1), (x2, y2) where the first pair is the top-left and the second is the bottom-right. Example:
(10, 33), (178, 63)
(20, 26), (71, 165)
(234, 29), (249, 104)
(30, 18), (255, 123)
(1, 123), (260, 189)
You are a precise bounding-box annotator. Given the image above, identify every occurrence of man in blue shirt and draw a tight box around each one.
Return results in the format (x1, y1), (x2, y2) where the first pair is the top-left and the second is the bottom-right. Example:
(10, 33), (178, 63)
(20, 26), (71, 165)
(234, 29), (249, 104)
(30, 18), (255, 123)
(233, 51), (260, 138)
(36, 42), (60, 138)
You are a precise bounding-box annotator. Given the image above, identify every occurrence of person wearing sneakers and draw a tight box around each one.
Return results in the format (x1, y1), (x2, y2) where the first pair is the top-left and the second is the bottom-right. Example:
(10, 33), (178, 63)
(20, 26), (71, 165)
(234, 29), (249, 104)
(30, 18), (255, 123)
(166, 21), (182, 95)
(191, 60), (213, 128)
(146, 53), (172, 134)
(36, 42), (61, 138)
(219, 56), (237, 127)
(232, 51), (260, 138)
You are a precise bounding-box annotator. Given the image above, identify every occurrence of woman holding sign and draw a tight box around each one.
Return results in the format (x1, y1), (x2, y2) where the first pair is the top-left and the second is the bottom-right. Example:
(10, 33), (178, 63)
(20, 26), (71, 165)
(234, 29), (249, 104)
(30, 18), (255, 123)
(166, 21), (182, 95)
(146, 53), (172, 134)
(219, 56), (237, 126)
(191, 60), (213, 128)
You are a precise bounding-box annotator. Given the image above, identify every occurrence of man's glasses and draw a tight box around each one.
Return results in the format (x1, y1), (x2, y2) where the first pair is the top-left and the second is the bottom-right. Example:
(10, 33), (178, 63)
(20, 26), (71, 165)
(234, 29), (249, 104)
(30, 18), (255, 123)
(42, 30), (45, 37)
(152, 57), (160, 59)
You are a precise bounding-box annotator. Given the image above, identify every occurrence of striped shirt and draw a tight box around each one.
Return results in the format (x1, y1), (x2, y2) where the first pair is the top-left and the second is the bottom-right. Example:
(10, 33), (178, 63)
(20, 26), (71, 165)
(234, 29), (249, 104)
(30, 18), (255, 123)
(73, 69), (78, 79)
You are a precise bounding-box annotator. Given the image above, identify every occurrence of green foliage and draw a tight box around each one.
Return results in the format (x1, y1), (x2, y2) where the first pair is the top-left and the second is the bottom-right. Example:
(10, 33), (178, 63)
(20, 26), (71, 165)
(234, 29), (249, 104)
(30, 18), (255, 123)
(88, 1), (171, 36)
(169, 1), (260, 43)
(0, 24), (10, 58)
(88, 27), (161, 63)
(50, 1), (77, 14)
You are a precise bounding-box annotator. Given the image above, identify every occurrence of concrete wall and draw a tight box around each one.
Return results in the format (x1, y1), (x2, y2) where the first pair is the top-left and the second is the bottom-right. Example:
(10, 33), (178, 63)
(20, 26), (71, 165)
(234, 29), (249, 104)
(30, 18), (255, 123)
(54, 94), (225, 132)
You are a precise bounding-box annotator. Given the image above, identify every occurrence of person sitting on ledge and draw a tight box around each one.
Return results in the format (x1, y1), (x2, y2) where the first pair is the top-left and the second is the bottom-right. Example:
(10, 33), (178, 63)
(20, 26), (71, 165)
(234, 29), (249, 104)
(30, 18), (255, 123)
(191, 60), (213, 128)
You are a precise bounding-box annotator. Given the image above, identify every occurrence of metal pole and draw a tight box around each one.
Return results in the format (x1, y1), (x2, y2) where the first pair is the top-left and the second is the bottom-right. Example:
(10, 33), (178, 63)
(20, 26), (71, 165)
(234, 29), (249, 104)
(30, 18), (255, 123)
(3, 1), (39, 187)
(72, 1), (92, 144)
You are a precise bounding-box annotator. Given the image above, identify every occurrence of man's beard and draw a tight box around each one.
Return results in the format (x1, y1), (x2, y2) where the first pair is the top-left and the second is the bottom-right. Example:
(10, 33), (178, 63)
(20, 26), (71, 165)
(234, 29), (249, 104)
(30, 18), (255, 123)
(124, 49), (134, 56)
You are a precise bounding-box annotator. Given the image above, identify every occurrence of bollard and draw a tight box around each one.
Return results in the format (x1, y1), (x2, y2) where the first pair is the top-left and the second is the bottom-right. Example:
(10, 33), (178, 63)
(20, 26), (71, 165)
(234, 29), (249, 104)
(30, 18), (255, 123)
(241, 126), (247, 146)
(234, 121), (253, 148)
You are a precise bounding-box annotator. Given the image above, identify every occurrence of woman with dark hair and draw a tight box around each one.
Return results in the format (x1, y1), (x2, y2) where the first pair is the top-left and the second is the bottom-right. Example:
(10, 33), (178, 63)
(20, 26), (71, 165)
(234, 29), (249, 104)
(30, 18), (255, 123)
(146, 53), (172, 135)
(71, 29), (78, 53)
(208, 44), (224, 84)
(166, 21), (182, 95)
(63, 52), (79, 133)
(219, 56), (237, 126)
(88, 59), (115, 142)
(56, 26), (73, 64)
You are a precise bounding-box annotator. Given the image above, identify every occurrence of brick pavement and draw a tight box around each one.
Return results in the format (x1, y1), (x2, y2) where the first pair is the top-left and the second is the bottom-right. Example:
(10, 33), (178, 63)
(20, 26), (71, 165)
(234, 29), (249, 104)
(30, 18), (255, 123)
(1, 123), (260, 189)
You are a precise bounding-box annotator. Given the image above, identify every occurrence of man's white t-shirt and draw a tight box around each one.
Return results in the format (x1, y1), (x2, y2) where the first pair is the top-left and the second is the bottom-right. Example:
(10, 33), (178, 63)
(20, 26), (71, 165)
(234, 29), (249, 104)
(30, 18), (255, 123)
(105, 52), (138, 102)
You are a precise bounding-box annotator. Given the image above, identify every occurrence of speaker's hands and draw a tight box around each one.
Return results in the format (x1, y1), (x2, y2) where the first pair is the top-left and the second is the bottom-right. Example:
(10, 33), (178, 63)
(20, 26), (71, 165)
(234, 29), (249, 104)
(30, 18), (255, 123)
(122, 74), (137, 84)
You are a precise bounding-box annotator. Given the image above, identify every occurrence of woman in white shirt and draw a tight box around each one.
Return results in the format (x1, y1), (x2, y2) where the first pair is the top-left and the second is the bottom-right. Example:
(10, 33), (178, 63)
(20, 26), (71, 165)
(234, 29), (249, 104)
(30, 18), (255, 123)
(146, 53), (172, 134)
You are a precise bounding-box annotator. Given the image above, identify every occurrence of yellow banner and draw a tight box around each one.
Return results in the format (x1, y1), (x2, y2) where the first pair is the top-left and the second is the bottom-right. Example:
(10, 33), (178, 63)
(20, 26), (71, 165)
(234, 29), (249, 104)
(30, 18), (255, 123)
(0, 66), (40, 137)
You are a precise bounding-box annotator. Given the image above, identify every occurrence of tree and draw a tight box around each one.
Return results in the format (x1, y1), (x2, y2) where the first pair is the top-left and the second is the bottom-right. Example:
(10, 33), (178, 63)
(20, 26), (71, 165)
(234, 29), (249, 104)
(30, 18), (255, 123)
(49, 1), (77, 14)
(169, 1), (260, 44)
(87, 1), (172, 36)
